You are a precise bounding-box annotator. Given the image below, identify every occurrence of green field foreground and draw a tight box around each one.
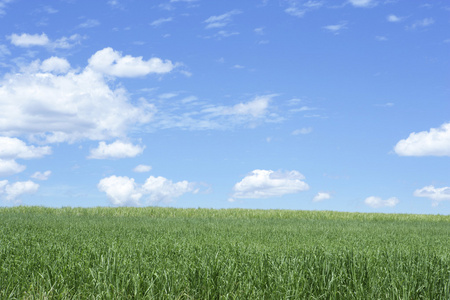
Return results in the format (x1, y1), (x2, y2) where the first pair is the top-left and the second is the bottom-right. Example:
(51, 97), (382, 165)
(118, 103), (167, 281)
(0, 207), (449, 299)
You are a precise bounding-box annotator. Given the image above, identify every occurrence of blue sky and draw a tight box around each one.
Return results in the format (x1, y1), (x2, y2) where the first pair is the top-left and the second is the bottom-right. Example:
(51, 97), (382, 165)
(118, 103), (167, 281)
(0, 0), (449, 214)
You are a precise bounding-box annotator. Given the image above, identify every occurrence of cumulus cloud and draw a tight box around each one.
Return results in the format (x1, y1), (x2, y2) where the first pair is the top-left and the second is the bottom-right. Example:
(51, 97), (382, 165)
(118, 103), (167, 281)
(230, 169), (309, 201)
(204, 10), (241, 29)
(0, 137), (51, 177)
(98, 176), (142, 206)
(0, 159), (26, 177)
(142, 176), (197, 202)
(88, 141), (144, 159)
(0, 51), (158, 143)
(364, 196), (399, 208)
(0, 137), (51, 159)
(133, 164), (152, 172)
(31, 170), (51, 180)
(40, 57), (71, 74)
(88, 47), (175, 77)
(0, 180), (39, 202)
(413, 185), (450, 207)
(394, 122), (450, 157)
(9, 33), (50, 47)
(313, 192), (331, 202)
(98, 175), (196, 206)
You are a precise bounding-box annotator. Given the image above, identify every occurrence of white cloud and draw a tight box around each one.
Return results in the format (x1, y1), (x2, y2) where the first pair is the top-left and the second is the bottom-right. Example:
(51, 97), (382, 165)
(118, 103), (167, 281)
(98, 176), (142, 206)
(88, 141), (144, 159)
(9, 33), (50, 47)
(408, 18), (434, 30)
(142, 176), (197, 202)
(203, 95), (270, 118)
(284, 0), (323, 18)
(387, 14), (402, 22)
(133, 164), (152, 173)
(413, 185), (450, 207)
(230, 169), (309, 200)
(0, 0), (12, 16)
(292, 127), (313, 135)
(204, 10), (241, 29)
(98, 175), (196, 206)
(31, 170), (51, 180)
(348, 0), (376, 8)
(394, 122), (450, 157)
(0, 137), (51, 159)
(285, 7), (305, 18)
(254, 27), (264, 35)
(364, 196), (399, 208)
(9, 32), (82, 49)
(313, 192), (331, 202)
(0, 180), (39, 202)
(88, 47), (175, 77)
(77, 19), (100, 29)
(150, 17), (173, 27)
(0, 159), (26, 176)
(0, 137), (51, 177)
(323, 22), (348, 34)
(153, 94), (279, 130)
(40, 57), (71, 74)
(0, 51), (157, 143)
(0, 44), (10, 57)
(51, 34), (83, 49)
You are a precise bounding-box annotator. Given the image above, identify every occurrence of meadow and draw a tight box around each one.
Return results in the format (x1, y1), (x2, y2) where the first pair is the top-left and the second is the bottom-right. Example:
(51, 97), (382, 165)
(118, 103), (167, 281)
(0, 206), (449, 299)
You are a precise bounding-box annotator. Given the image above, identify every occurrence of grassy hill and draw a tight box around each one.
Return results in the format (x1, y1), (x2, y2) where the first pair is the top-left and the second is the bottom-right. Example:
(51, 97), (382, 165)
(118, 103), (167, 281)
(1, 206), (449, 299)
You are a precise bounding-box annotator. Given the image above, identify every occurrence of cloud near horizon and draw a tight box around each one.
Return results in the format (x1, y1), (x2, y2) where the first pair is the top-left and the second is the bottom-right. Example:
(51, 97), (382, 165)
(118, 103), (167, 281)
(98, 175), (198, 206)
(229, 169), (309, 201)
(413, 185), (450, 207)
(364, 196), (399, 208)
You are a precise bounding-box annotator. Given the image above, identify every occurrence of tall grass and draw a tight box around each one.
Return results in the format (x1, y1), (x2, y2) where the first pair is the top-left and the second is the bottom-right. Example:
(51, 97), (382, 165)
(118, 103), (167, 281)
(0, 206), (449, 299)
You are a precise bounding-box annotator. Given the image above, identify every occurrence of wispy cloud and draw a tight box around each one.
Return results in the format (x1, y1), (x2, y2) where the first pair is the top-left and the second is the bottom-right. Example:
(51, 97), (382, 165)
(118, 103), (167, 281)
(284, 0), (323, 18)
(348, 0), (377, 8)
(375, 35), (388, 41)
(151, 95), (281, 131)
(77, 19), (100, 29)
(292, 127), (313, 135)
(323, 21), (348, 34)
(204, 10), (241, 29)
(407, 18), (434, 30)
(150, 17), (173, 27)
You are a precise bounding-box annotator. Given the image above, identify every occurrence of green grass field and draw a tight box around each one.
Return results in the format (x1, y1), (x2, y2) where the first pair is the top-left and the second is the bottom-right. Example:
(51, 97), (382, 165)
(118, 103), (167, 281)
(0, 206), (449, 299)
